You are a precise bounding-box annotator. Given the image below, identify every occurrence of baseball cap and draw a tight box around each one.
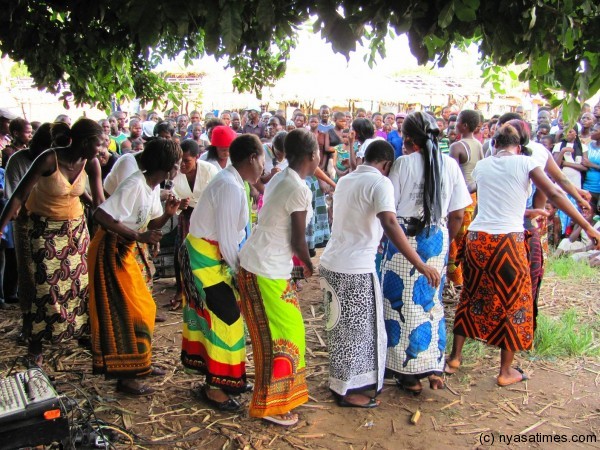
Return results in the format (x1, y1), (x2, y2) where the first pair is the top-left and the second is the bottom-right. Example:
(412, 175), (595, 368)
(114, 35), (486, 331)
(0, 108), (18, 120)
(245, 105), (261, 113)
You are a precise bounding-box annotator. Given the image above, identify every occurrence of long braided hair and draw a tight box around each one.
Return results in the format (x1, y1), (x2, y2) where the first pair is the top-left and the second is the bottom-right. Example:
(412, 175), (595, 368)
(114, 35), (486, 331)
(402, 112), (444, 230)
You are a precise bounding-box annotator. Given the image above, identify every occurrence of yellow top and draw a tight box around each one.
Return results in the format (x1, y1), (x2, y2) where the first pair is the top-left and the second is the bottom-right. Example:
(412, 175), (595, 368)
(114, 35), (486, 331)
(26, 150), (86, 220)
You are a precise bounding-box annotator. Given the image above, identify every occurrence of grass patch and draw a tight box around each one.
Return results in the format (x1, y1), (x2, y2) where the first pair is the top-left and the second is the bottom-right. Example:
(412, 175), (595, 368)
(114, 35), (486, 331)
(445, 332), (492, 359)
(545, 256), (598, 279)
(532, 309), (600, 357)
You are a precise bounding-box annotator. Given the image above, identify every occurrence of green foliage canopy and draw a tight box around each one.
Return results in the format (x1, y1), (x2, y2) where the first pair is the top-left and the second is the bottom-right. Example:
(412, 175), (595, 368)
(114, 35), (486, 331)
(1, 0), (599, 114)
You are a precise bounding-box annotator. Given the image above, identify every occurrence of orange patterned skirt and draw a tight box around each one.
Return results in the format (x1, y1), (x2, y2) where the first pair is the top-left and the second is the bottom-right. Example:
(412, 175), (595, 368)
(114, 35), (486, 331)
(453, 231), (533, 351)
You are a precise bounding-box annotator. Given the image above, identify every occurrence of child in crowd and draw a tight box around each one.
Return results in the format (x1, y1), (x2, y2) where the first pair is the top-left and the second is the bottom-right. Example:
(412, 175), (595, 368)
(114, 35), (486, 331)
(554, 206), (600, 262)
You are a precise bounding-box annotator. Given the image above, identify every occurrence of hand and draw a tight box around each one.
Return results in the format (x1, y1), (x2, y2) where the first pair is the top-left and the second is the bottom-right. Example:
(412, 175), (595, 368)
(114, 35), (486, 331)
(524, 208), (549, 219)
(341, 159), (350, 168)
(139, 229), (162, 245)
(563, 146), (574, 153)
(179, 198), (191, 210)
(271, 167), (281, 175)
(303, 264), (314, 279)
(164, 194), (181, 215)
(588, 228), (600, 250)
(418, 264), (441, 288)
(348, 130), (356, 143)
(577, 188), (592, 203)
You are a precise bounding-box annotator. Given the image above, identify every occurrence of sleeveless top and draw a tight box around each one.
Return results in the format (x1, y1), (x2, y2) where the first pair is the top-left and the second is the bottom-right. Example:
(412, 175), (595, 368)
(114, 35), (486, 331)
(26, 150), (87, 220)
(457, 137), (484, 184)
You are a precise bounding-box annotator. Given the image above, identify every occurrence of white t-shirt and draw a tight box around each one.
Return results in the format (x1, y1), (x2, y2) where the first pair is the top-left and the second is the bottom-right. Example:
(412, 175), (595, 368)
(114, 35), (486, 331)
(263, 156), (289, 178)
(552, 142), (587, 189)
(189, 165), (248, 271)
(389, 153), (472, 221)
(172, 160), (218, 208)
(199, 152), (231, 171)
(103, 153), (139, 195)
(469, 155), (539, 234)
(99, 170), (162, 231)
(356, 137), (385, 159)
(240, 167), (312, 279)
(320, 165), (396, 274)
(527, 141), (550, 169)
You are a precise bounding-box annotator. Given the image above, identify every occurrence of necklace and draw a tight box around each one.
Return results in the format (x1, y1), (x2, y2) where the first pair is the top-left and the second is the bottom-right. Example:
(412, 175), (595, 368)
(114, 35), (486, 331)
(495, 149), (514, 157)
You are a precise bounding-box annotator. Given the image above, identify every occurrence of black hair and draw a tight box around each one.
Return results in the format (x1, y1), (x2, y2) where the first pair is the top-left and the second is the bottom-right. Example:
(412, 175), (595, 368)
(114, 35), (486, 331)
(51, 121), (71, 147)
(270, 114), (287, 127)
(153, 121), (175, 137)
(54, 114), (70, 124)
(559, 126), (584, 158)
(205, 118), (225, 131)
(180, 139), (200, 157)
(402, 112), (443, 230)
(351, 118), (375, 143)
(498, 112), (523, 125)
(372, 112), (383, 119)
(272, 131), (287, 154)
(364, 140), (395, 163)
(9, 118), (29, 135)
(458, 110), (480, 132)
(493, 124), (521, 149)
(29, 123), (52, 157)
(505, 119), (532, 156)
(332, 111), (346, 121)
(537, 123), (551, 132)
(71, 118), (104, 147)
(448, 114), (458, 123)
(284, 128), (317, 166)
(230, 134), (263, 165)
(140, 138), (182, 174)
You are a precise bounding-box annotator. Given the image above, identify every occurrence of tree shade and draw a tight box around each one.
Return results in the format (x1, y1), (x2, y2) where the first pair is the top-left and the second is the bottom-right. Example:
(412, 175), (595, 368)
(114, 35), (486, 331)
(1, 0), (598, 118)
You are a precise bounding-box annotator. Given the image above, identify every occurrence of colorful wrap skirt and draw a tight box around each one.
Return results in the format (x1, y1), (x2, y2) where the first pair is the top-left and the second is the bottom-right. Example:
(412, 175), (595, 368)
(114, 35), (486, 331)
(319, 267), (386, 396)
(453, 231), (534, 351)
(447, 192), (477, 286)
(88, 229), (156, 378)
(14, 215), (35, 314)
(237, 267), (308, 418)
(180, 235), (247, 394)
(381, 223), (448, 378)
(29, 213), (90, 344)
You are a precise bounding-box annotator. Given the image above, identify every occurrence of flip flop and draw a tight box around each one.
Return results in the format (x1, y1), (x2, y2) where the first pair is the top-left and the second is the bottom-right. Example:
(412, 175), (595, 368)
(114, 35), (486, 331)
(330, 390), (379, 408)
(263, 413), (299, 427)
(192, 385), (241, 412)
(497, 367), (529, 387)
(116, 380), (155, 396)
(396, 377), (423, 396)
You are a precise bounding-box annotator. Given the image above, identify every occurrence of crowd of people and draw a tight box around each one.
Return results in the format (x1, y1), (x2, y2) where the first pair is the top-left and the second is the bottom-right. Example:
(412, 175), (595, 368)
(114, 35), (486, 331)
(0, 100), (599, 427)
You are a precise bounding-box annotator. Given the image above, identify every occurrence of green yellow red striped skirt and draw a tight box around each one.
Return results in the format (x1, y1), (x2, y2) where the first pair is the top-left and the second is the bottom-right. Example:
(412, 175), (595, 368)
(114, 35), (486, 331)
(180, 235), (247, 394)
(237, 267), (308, 418)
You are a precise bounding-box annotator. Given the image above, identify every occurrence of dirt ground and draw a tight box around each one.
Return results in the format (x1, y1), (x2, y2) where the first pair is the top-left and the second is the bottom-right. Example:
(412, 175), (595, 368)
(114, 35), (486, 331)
(1, 250), (599, 449)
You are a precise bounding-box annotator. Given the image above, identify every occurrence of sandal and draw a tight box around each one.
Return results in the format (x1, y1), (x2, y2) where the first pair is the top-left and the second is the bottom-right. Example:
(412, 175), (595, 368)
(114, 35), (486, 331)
(331, 391), (379, 408)
(167, 293), (183, 311)
(263, 412), (299, 427)
(150, 366), (167, 377)
(192, 385), (241, 412)
(116, 380), (155, 396)
(497, 367), (529, 387)
(396, 376), (422, 396)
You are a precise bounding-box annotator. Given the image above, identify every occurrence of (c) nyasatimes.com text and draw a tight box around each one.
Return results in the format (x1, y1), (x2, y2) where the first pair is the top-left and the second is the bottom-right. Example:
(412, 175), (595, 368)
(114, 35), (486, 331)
(479, 432), (597, 445)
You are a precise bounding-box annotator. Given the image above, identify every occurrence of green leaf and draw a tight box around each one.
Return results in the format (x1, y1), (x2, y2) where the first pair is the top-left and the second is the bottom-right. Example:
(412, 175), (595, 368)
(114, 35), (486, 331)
(454, 1), (476, 22)
(220, 1), (242, 52)
(257, 0), (276, 31)
(438, 1), (455, 28)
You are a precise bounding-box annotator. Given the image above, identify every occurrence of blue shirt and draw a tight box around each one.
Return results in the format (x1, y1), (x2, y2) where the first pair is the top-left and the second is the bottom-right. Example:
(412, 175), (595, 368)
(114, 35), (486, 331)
(583, 141), (600, 194)
(387, 130), (403, 158)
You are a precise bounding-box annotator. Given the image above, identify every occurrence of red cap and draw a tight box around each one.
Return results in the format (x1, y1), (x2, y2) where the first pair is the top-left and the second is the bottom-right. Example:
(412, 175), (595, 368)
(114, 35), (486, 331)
(211, 126), (237, 148)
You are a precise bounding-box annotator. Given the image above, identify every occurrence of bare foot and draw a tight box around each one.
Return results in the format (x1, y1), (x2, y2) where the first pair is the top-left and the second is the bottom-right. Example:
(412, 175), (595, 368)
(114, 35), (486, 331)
(497, 367), (528, 387)
(205, 387), (230, 403)
(428, 374), (445, 390)
(444, 357), (461, 374)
